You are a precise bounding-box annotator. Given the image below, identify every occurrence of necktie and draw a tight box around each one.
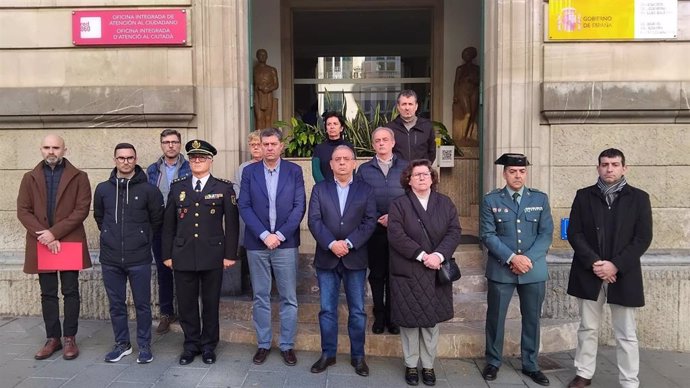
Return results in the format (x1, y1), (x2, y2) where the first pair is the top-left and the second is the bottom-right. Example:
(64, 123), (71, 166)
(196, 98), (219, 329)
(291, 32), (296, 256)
(195, 179), (202, 193)
(512, 192), (520, 204)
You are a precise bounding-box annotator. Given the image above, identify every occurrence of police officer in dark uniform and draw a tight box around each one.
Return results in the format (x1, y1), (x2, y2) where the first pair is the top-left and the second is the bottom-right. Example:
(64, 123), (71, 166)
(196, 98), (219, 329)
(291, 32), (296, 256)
(479, 153), (554, 386)
(162, 139), (239, 366)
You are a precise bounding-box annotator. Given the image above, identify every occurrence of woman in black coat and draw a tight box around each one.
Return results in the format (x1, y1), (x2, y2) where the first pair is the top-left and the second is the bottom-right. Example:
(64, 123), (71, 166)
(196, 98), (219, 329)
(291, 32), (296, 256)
(388, 159), (462, 386)
(311, 111), (354, 183)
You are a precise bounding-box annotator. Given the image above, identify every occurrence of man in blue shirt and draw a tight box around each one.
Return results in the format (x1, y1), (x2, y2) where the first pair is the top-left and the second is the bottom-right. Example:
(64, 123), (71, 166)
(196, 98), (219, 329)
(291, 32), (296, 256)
(239, 128), (306, 367)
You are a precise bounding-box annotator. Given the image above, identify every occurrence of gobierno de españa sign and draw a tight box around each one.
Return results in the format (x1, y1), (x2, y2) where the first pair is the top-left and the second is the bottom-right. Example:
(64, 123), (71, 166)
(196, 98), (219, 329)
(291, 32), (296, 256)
(72, 9), (187, 46)
(548, 0), (677, 40)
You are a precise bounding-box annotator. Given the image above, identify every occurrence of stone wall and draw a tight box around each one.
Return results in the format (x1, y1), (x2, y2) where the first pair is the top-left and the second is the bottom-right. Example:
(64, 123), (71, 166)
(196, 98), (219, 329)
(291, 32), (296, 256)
(544, 252), (690, 352)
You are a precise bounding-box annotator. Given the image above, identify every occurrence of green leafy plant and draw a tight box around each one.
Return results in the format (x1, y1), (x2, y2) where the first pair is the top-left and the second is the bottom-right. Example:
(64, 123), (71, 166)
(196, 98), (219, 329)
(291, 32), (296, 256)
(282, 90), (462, 157)
(277, 117), (325, 157)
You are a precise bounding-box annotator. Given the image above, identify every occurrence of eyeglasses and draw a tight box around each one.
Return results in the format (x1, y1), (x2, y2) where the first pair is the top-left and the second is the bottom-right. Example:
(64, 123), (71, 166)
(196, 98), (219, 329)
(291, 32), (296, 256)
(412, 172), (431, 179)
(161, 140), (181, 146)
(115, 156), (135, 163)
(189, 155), (212, 162)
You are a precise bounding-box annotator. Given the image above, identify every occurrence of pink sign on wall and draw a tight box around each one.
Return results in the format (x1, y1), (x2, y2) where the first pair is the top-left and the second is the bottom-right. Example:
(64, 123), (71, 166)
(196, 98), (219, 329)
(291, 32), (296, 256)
(72, 9), (187, 46)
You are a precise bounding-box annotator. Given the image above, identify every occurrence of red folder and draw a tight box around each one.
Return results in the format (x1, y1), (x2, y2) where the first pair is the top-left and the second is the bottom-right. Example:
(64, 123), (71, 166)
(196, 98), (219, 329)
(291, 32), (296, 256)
(37, 242), (84, 271)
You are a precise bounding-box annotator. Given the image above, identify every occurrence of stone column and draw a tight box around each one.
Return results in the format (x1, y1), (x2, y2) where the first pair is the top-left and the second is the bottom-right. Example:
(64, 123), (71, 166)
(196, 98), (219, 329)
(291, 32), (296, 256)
(482, 0), (548, 192)
(192, 0), (250, 180)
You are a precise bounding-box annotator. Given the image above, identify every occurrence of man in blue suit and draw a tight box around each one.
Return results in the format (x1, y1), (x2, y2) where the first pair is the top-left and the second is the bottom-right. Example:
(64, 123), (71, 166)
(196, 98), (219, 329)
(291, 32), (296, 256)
(480, 153), (554, 386)
(238, 127), (306, 367)
(307, 145), (377, 376)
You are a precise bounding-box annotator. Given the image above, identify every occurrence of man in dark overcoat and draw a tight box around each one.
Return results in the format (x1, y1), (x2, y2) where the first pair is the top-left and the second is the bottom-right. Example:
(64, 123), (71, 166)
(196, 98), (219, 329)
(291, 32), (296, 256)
(565, 148), (652, 388)
(162, 139), (239, 366)
(17, 134), (91, 361)
(479, 153), (553, 386)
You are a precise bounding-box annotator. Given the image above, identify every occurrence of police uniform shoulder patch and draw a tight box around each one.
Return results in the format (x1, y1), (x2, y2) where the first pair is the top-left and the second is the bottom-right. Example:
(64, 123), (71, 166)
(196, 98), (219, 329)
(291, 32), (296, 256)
(527, 187), (544, 194)
(171, 175), (188, 184)
(215, 177), (233, 185)
(486, 188), (502, 195)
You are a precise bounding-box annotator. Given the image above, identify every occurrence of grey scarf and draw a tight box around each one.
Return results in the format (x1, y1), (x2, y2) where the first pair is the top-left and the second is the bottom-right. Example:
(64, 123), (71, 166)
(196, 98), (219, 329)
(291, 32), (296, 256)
(597, 176), (627, 206)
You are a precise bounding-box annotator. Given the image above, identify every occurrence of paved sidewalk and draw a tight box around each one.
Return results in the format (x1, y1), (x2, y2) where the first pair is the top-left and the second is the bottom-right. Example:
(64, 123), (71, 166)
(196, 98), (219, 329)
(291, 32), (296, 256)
(1, 316), (687, 387)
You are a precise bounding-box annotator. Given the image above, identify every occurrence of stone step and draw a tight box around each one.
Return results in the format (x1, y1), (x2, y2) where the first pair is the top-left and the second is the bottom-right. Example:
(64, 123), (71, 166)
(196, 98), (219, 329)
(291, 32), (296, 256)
(218, 291), (520, 325)
(292, 267), (487, 296)
(179, 318), (577, 358)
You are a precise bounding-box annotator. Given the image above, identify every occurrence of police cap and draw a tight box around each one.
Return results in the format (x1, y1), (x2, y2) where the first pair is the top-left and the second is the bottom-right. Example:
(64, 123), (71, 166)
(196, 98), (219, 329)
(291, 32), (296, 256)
(185, 139), (217, 157)
(494, 153), (530, 166)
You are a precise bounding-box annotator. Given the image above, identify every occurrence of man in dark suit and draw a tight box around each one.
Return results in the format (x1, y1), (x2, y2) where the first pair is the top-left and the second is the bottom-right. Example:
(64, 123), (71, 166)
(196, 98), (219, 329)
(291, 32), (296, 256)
(162, 139), (239, 366)
(479, 153), (554, 386)
(307, 145), (377, 376)
(565, 148), (652, 388)
(238, 127), (306, 366)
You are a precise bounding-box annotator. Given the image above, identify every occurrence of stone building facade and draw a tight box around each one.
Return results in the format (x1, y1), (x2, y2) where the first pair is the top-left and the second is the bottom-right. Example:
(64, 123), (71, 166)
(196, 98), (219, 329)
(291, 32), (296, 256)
(0, 0), (689, 353)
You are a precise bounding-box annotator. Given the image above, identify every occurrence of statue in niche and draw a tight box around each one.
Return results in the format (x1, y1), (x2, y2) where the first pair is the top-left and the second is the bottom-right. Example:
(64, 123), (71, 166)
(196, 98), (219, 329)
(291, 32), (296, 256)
(253, 49), (279, 130)
(452, 46), (480, 146)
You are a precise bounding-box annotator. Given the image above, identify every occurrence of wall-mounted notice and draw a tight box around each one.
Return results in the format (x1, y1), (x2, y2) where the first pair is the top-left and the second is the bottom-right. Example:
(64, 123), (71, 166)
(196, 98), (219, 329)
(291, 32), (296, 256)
(72, 9), (187, 46)
(548, 0), (677, 40)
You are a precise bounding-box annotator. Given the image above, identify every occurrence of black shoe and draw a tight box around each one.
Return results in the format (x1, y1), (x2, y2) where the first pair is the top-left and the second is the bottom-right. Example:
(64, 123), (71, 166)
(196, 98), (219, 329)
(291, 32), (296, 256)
(482, 364), (499, 381)
(522, 369), (550, 386)
(202, 350), (216, 364)
(351, 358), (369, 377)
(252, 347), (270, 365)
(405, 367), (419, 386)
(310, 354), (336, 373)
(179, 350), (199, 365)
(387, 324), (400, 335)
(421, 368), (436, 386)
(372, 319), (385, 334)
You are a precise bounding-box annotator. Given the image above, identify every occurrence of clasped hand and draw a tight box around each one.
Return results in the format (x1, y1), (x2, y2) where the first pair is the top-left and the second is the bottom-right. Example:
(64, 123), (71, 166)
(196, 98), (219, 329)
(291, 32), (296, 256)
(423, 253), (442, 270)
(509, 255), (533, 275)
(330, 240), (349, 258)
(593, 260), (618, 283)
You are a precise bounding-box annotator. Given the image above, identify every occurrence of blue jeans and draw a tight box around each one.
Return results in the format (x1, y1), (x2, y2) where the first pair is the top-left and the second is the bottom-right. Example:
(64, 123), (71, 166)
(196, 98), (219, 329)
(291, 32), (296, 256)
(102, 263), (152, 348)
(152, 231), (175, 316)
(317, 262), (367, 359)
(247, 248), (298, 351)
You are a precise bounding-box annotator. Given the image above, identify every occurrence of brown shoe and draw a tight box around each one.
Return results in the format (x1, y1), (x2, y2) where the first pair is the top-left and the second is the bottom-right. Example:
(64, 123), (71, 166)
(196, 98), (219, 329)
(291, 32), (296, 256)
(281, 349), (297, 366)
(34, 338), (62, 360)
(62, 336), (79, 360)
(252, 347), (270, 365)
(567, 375), (592, 388)
(156, 314), (177, 334)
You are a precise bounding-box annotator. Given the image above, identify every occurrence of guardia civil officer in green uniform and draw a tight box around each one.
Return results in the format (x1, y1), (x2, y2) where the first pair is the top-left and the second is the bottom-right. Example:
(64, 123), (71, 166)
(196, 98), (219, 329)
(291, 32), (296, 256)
(479, 153), (554, 386)
(162, 140), (239, 366)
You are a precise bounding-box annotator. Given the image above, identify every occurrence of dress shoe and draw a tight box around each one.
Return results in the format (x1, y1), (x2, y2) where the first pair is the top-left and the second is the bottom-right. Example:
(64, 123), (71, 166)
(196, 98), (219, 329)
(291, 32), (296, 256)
(372, 319), (385, 334)
(156, 314), (176, 335)
(522, 369), (550, 386)
(387, 324), (400, 335)
(281, 348), (297, 366)
(351, 358), (369, 377)
(421, 368), (436, 386)
(62, 336), (79, 360)
(482, 364), (499, 381)
(252, 347), (270, 365)
(179, 350), (199, 365)
(34, 338), (62, 360)
(405, 367), (419, 386)
(567, 375), (592, 388)
(202, 350), (216, 364)
(310, 354), (336, 373)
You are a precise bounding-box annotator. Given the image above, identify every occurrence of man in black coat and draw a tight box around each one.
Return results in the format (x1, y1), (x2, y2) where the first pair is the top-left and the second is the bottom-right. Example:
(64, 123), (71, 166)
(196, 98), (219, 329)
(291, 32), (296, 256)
(565, 148), (653, 388)
(307, 145), (377, 376)
(162, 139), (239, 366)
(94, 143), (164, 364)
(385, 89), (436, 162)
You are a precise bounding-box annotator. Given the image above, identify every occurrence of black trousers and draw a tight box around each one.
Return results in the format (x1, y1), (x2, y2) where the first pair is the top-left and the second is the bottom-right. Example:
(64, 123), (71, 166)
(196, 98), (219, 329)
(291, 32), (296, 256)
(38, 271), (80, 338)
(367, 226), (391, 323)
(174, 268), (223, 352)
